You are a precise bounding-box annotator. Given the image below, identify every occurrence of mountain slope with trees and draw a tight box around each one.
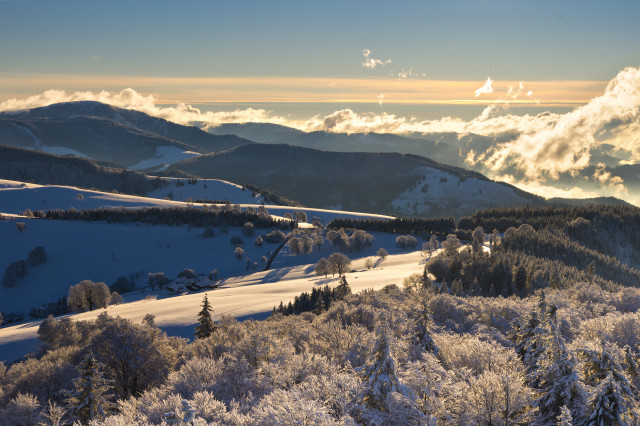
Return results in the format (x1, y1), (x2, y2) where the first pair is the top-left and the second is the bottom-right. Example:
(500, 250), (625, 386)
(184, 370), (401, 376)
(168, 143), (543, 217)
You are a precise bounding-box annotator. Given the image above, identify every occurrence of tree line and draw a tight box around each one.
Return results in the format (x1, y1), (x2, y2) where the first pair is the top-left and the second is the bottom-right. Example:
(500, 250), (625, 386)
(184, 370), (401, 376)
(28, 206), (297, 229)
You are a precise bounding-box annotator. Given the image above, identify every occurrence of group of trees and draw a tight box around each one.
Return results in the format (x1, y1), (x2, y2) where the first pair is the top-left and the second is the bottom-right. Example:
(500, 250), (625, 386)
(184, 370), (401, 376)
(5, 279), (640, 424)
(2, 246), (47, 288)
(314, 252), (352, 277)
(425, 224), (640, 298)
(29, 206), (296, 230)
(325, 229), (374, 253)
(273, 277), (352, 316)
(328, 216), (456, 235)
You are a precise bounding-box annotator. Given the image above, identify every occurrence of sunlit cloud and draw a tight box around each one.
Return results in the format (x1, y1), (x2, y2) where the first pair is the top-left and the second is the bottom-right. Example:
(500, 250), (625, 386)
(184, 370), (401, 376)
(378, 93), (385, 107)
(362, 49), (391, 69)
(474, 77), (494, 97)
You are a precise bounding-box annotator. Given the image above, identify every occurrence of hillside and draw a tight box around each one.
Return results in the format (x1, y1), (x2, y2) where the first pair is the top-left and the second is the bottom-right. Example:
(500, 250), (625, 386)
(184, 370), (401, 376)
(0, 145), (167, 195)
(0, 101), (253, 168)
(168, 143), (543, 217)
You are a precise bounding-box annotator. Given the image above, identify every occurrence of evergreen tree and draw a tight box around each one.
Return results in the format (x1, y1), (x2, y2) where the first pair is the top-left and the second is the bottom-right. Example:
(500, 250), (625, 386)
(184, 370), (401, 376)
(195, 294), (215, 339)
(533, 305), (587, 425)
(587, 373), (633, 426)
(334, 275), (352, 300)
(580, 343), (636, 425)
(361, 322), (412, 412)
(411, 300), (438, 357)
(623, 345), (640, 396)
(66, 352), (113, 424)
(556, 405), (573, 426)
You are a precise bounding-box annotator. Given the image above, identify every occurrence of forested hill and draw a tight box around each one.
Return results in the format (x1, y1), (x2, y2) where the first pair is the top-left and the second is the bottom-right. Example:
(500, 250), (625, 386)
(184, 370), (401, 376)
(168, 143), (544, 217)
(0, 145), (166, 195)
(0, 101), (253, 168)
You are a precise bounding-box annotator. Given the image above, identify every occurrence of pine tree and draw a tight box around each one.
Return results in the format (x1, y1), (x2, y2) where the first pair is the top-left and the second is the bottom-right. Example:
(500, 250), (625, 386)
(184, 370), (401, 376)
(580, 342), (636, 425)
(556, 405), (573, 426)
(533, 305), (587, 425)
(334, 275), (351, 300)
(587, 373), (630, 426)
(412, 300), (438, 357)
(195, 294), (215, 339)
(361, 322), (412, 412)
(66, 352), (113, 424)
(623, 345), (640, 396)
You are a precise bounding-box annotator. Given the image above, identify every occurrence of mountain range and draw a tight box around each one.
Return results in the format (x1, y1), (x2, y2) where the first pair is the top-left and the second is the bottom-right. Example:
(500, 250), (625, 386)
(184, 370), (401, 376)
(0, 101), (634, 217)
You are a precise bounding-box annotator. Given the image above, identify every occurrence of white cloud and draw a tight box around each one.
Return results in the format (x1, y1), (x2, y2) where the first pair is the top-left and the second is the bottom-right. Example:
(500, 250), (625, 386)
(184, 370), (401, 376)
(362, 49), (391, 69)
(474, 77), (494, 97)
(378, 93), (384, 107)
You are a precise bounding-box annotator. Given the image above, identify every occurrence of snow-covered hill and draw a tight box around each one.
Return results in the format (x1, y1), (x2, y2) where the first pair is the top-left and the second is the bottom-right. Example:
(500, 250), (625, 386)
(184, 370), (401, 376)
(0, 242), (424, 362)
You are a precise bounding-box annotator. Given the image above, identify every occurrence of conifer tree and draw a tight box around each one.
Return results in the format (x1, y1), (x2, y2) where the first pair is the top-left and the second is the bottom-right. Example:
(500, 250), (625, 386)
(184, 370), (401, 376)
(334, 275), (352, 300)
(361, 321), (412, 412)
(533, 305), (587, 425)
(412, 300), (438, 357)
(195, 294), (215, 339)
(580, 343), (636, 425)
(66, 352), (113, 424)
(556, 405), (573, 426)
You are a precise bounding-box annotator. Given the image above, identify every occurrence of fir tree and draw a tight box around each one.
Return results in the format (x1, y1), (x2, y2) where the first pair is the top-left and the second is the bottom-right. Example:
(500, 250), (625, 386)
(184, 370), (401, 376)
(334, 275), (352, 300)
(533, 305), (587, 425)
(580, 343), (636, 425)
(361, 321), (412, 412)
(412, 300), (438, 357)
(66, 352), (113, 424)
(195, 294), (215, 339)
(556, 405), (573, 426)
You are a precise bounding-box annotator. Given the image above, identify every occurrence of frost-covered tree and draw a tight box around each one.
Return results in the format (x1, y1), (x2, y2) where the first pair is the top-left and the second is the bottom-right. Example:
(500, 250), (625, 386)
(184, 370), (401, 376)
(42, 399), (67, 426)
(1, 392), (43, 425)
(533, 306), (587, 424)
(314, 258), (331, 278)
(361, 322), (412, 412)
(234, 247), (245, 260)
(428, 234), (439, 254)
(377, 247), (388, 260)
(294, 211), (307, 223)
(65, 352), (113, 424)
(557, 405), (573, 425)
(441, 234), (461, 257)
(580, 343), (636, 425)
(411, 301), (438, 357)
(472, 226), (485, 253)
(328, 252), (351, 276)
(148, 272), (171, 290)
(68, 280), (111, 312)
(195, 294), (215, 339)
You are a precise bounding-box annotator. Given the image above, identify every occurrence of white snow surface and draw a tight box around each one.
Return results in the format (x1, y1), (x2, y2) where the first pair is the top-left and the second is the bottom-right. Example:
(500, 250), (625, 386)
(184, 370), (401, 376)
(146, 177), (265, 204)
(129, 146), (202, 170)
(392, 166), (531, 215)
(0, 250), (424, 363)
(18, 124), (89, 158)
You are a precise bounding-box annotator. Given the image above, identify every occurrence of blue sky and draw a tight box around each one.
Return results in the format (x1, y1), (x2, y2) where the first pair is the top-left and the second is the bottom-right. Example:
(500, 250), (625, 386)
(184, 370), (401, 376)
(2, 0), (638, 81)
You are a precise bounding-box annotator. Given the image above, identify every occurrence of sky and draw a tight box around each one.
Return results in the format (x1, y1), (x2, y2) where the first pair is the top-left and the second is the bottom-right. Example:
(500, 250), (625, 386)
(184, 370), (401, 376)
(1, 0), (640, 202)
(1, 0), (638, 111)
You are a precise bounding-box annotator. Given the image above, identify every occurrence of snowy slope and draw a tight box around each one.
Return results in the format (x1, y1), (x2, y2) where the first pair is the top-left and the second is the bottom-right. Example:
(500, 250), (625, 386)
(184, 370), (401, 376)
(129, 146), (202, 170)
(0, 179), (392, 225)
(145, 177), (265, 204)
(391, 166), (537, 217)
(0, 250), (424, 363)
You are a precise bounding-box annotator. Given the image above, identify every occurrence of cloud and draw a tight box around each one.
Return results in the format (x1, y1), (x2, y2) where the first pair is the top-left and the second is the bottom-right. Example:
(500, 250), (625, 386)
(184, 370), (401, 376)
(378, 93), (384, 107)
(474, 77), (494, 97)
(0, 88), (290, 127)
(362, 49), (391, 69)
(479, 66), (640, 180)
(1, 66), (638, 186)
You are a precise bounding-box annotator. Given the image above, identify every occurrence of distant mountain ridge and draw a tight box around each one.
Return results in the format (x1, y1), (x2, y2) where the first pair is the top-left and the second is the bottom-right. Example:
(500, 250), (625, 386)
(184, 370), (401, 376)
(0, 101), (253, 169)
(167, 143), (545, 217)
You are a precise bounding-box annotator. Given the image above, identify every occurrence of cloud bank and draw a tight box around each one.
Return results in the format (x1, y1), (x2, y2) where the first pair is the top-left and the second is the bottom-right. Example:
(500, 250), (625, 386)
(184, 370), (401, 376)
(1, 66), (639, 204)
